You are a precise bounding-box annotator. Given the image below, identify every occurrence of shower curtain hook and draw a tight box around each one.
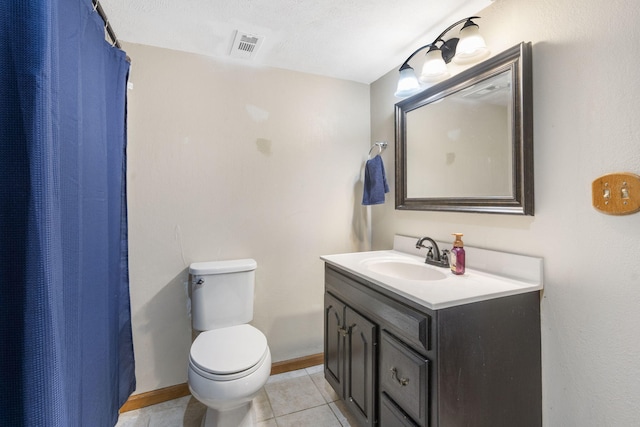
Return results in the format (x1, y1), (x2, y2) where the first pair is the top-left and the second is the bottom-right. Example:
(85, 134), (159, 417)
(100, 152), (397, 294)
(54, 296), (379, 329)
(104, 19), (115, 47)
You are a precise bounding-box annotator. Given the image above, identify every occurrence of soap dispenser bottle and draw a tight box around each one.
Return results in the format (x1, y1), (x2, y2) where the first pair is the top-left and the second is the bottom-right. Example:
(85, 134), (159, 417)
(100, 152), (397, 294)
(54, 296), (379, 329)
(450, 233), (465, 275)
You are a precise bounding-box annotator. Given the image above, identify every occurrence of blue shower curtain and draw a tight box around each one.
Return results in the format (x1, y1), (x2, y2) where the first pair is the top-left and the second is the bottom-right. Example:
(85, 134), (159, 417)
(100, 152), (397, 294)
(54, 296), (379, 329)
(0, 0), (136, 426)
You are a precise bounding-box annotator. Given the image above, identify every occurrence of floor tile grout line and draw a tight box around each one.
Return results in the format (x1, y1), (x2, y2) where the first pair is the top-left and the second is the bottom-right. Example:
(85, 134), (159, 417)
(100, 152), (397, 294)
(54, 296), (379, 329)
(265, 365), (344, 426)
(264, 367), (307, 421)
(261, 377), (277, 424)
(117, 364), (345, 426)
(272, 403), (343, 427)
(275, 401), (334, 416)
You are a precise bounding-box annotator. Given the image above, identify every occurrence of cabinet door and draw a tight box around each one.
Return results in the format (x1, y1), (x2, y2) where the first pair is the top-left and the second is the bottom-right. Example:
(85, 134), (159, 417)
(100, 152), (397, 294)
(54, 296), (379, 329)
(324, 293), (346, 397)
(345, 307), (378, 427)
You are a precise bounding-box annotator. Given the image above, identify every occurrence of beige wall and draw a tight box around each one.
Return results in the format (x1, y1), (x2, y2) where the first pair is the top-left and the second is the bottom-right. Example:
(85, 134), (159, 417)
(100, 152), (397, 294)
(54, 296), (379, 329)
(406, 100), (510, 197)
(124, 43), (371, 393)
(124, 0), (640, 421)
(371, 0), (640, 425)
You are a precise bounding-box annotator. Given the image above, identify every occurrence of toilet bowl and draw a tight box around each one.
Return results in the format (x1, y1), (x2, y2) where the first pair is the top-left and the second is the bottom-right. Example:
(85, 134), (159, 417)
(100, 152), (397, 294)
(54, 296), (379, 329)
(188, 324), (271, 427)
(188, 324), (271, 426)
(187, 260), (271, 427)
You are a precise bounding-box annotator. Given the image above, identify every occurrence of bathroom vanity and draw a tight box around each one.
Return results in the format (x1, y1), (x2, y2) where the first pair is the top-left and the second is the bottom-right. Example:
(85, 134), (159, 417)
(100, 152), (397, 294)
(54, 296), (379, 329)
(321, 236), (543, 427)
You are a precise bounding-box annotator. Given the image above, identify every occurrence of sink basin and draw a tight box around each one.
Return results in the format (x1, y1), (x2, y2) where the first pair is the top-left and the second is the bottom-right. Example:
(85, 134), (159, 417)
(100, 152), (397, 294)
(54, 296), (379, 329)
(363, 259), (447, 281)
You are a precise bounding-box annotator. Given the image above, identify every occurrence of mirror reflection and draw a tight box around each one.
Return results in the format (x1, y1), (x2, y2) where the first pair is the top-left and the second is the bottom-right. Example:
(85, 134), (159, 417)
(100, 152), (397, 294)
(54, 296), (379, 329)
(406, 71), (512, 198)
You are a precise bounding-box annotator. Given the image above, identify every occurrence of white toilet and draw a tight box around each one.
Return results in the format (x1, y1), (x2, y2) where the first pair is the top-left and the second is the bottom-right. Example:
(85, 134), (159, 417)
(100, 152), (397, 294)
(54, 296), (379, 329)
(188, 259), (272, 427)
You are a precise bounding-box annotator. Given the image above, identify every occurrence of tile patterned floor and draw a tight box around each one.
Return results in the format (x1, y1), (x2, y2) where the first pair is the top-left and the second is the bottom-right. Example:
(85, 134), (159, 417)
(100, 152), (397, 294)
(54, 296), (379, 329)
(115, 365), (359, 427)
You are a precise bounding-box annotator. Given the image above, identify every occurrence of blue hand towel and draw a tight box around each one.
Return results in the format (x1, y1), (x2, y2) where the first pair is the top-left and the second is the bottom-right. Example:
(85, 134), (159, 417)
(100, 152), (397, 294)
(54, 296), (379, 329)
(362, 155), (390, 205)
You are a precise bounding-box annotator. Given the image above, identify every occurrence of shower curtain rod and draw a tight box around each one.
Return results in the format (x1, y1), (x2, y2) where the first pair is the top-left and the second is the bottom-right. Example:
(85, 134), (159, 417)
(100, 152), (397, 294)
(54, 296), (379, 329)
(92, 0), (121, 49)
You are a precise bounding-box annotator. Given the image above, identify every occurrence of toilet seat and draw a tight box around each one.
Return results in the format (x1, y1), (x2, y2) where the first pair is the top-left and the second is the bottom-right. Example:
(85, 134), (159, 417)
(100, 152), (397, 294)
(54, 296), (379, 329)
(190, 324), (269, 381)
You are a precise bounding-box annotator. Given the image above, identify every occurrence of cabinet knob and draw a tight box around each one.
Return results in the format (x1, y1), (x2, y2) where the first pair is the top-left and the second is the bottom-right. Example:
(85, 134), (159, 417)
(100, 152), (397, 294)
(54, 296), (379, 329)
(390, 367), (410, 386)
(338, 326), (350, 337)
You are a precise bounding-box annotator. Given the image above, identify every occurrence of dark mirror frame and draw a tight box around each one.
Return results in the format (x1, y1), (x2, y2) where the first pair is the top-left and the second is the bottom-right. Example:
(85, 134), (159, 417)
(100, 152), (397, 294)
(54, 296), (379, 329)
(395, 42), (533, 215)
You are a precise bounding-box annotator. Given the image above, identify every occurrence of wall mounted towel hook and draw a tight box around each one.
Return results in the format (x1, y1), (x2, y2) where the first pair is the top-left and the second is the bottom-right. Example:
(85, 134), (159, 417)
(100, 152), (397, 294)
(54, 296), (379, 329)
(367, 141), (388, 159)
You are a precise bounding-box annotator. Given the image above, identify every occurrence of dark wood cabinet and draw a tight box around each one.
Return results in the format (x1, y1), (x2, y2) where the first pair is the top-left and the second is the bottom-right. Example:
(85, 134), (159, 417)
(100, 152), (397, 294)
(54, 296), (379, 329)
(325, 292), (377, 427)
(380, 393), (419, 427)
(325, 293), (345, 394)
(380, 332), (428, 427)
(324, 264), (542, 427)
(344, 307), (377, 427)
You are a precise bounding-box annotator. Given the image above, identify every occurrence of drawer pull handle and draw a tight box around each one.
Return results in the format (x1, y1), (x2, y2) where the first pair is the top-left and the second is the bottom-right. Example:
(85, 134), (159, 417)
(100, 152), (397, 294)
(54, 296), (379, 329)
(390, 367), (410, 386)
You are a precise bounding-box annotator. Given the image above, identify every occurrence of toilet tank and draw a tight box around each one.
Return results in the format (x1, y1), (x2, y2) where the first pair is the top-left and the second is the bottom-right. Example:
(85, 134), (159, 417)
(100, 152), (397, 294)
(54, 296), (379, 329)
(189, 259), (257, 331)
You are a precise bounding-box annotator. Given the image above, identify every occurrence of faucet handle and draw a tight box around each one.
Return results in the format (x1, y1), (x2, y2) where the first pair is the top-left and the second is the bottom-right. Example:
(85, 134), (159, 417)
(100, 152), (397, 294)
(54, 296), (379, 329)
(441, 249), (450, 265)
(426, 247), (434, 260)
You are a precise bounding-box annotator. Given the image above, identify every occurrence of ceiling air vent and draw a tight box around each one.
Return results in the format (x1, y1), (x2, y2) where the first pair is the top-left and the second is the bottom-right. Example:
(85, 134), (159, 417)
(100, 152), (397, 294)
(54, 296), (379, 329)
(230, 31), (264, 59)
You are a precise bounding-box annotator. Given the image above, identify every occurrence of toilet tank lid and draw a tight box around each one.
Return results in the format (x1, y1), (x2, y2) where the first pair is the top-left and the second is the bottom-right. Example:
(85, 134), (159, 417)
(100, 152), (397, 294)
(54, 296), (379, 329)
(189, 259), (257, 275)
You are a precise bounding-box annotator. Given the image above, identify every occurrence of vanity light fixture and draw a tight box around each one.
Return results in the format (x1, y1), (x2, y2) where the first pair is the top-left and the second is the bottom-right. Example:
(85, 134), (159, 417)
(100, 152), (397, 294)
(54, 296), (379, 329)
(394, 16), (489, 98)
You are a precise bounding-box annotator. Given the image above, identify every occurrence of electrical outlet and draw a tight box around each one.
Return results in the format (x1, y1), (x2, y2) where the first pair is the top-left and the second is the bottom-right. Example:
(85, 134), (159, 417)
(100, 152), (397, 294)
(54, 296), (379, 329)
(592, 172), (640, 215)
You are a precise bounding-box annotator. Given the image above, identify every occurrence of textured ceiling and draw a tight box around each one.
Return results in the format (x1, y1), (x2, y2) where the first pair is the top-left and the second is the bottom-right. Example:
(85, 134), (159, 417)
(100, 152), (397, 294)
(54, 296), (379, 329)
(100, 0), (493, 84)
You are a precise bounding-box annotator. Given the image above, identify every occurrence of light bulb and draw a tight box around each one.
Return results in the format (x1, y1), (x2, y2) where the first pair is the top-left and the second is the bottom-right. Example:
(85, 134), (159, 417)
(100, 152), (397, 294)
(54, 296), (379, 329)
(453, 23), (489, 65)
(394, 67), (422, 98)
(420, 49), (450, 84)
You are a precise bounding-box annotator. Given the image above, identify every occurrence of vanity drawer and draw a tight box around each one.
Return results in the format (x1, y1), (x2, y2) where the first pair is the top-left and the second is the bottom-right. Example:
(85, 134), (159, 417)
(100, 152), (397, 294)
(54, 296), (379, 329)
(326, 266), (431, 351)
(380, 331), (429, 427)
(380, 393), (419, 427)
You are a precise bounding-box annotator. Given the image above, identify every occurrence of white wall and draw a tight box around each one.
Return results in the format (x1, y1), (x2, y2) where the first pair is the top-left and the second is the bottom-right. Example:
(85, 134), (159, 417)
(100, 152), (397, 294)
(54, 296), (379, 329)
(124, 43), (371, 393)
(370, 0), (640, 425)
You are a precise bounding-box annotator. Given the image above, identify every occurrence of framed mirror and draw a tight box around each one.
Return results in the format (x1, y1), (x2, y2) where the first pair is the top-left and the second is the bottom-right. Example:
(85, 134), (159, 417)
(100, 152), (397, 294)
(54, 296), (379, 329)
(395, 42), (533, 215)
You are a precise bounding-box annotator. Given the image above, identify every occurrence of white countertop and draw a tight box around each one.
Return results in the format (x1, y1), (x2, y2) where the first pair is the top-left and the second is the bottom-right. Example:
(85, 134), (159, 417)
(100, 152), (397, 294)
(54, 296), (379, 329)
(321, 236), (543, 310)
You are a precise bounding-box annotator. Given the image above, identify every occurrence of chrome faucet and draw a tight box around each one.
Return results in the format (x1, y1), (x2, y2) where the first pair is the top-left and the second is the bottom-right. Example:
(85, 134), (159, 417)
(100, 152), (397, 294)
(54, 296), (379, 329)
(416, 237), (450, 268)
